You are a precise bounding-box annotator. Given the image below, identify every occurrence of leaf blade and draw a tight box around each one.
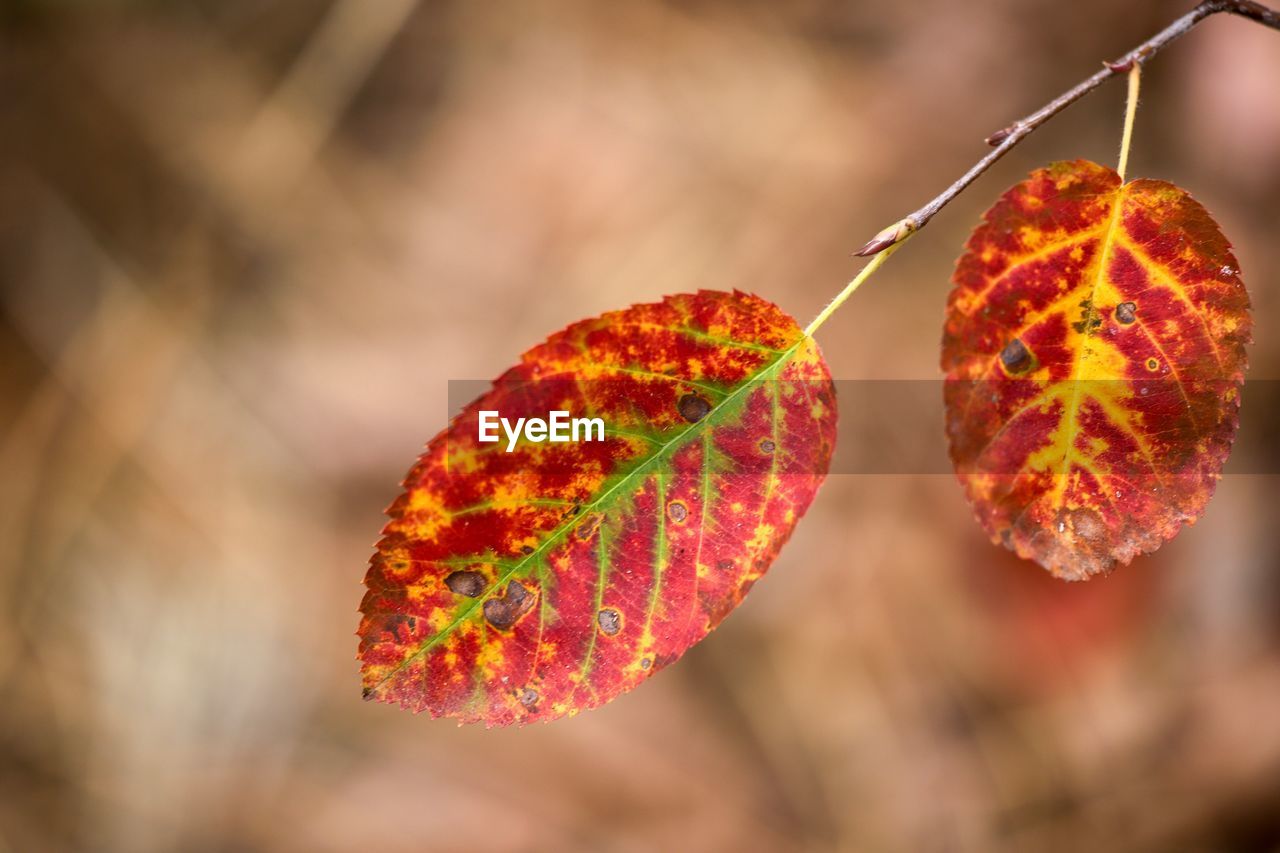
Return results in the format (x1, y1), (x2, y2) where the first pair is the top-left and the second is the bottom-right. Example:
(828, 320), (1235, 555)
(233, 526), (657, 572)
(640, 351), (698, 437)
(359, 291), (836, 723)
(943, 160), (1251, 579)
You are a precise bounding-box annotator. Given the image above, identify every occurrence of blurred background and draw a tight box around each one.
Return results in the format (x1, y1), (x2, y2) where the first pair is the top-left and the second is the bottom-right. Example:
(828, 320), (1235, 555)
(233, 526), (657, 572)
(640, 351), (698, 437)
(2, 1), (1279, 850)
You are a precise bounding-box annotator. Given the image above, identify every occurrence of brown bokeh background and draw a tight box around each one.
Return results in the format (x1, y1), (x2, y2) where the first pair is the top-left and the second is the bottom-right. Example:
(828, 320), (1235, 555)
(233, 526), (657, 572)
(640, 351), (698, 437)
(2, 1), (1279, 850)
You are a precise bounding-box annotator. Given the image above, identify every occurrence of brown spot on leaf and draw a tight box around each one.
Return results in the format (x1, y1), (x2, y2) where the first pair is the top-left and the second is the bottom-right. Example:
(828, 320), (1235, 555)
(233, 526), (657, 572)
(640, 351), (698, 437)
(597, 608), (622, 636)
(999, 338), (1033, 374)
(519, 688), (538, 708)
(678, 393), (711, 423)
(1115, 301), (1137, 324)
(362, 686), (374, 701)
(1069, 507), (1106, 545)
(759, 439), (776, 454)
(1146, 357), (1160, 372)
(483, 581), (535, 630)
(444, 570), (485, 597)
(575, 512), (603, 541)
(716, 559), (734, 571)
(520, 545), (534, 555)
(667, 500), (688, 523)
(640, 657), (652, 670)
(1071, 297), (1102, 335)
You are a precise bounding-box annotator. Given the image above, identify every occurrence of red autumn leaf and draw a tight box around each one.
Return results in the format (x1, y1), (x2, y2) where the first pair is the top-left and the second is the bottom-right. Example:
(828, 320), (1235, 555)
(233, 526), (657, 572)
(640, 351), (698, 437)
(359, 291), (836, 724)
(942, 160), (1251, 580)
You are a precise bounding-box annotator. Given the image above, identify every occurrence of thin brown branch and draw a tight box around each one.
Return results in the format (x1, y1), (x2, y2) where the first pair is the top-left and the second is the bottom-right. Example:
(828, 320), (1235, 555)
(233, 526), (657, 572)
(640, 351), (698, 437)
(854, 0), (1280, 257)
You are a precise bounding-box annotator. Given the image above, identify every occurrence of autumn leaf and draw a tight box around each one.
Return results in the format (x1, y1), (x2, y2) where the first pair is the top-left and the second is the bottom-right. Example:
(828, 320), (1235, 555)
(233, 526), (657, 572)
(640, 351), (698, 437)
(942, 160), (1250, 580)
(359, 291), (836, 724)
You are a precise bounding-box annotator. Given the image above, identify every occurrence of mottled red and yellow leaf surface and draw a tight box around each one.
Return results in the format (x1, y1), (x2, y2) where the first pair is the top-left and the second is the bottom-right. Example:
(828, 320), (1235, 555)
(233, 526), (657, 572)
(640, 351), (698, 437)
(943, 160), (1250, 580)
(359, 291), (835, 724)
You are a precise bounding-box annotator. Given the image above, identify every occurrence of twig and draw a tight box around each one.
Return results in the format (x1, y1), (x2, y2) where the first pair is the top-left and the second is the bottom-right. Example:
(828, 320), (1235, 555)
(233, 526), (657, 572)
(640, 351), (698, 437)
(853, 0), (1280, 257)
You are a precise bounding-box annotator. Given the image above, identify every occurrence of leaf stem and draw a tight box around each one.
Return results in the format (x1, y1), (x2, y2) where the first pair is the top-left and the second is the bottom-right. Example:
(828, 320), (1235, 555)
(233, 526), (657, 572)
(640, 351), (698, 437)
(1117, 64), (1142, 181)
(803, 234), (911, 338)
(850, 0), (1279, 258)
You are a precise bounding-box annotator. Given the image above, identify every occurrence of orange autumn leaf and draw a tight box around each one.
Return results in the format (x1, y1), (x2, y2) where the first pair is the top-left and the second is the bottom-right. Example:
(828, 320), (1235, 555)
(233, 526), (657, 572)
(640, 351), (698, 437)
(359, 291), (836, 724)
(942, 160), (1251, 580)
